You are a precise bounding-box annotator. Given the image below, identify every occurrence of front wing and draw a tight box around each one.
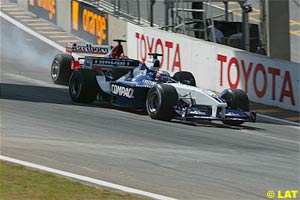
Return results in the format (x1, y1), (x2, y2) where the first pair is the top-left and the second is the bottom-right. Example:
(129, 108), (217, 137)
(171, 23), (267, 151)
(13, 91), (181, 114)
(174, 106), (256, 123)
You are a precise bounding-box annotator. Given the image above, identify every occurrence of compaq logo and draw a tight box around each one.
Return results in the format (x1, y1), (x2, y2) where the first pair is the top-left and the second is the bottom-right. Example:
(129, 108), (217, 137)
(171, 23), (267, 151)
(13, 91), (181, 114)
(111, 84), (134, 98)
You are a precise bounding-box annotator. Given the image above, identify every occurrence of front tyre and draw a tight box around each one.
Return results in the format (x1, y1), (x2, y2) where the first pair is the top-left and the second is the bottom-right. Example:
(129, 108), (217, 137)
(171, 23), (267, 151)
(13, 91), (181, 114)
(220, 89), (249, 111)
(69, 69), (98, 103)
(220, 89), (250, 126)
(146, 84), (178, 121)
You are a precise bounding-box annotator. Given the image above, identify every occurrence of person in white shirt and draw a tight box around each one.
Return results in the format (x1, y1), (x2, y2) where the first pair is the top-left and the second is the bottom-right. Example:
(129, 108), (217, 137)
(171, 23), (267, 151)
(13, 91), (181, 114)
(208, 23), (224, 43)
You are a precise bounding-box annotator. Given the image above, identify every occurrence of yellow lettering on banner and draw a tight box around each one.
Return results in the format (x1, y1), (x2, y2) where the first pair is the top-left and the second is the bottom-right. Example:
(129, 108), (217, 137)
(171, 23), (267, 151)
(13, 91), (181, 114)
(37, 0), (56, 20)
(82, 9), (107, 44)
(72, 1), (79, 30)
(97, 14), (107, 45)
(82, 9), (88, 32)
(29, 0), (35, 6)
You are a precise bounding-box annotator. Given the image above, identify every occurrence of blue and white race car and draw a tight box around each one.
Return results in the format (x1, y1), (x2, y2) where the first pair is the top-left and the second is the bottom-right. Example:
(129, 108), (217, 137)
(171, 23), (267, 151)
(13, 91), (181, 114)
(67, 53), (256, 126)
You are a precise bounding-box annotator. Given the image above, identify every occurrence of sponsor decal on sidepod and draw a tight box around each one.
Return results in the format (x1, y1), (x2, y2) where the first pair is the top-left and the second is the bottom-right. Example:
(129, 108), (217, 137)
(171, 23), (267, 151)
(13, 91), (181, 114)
(111, 84), (134, 98)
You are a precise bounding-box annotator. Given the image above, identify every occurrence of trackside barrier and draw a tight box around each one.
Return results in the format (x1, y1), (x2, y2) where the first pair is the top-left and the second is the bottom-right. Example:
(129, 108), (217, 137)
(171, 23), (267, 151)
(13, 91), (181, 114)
(11, 0), (300, 112)
(127, 23), (300, 112)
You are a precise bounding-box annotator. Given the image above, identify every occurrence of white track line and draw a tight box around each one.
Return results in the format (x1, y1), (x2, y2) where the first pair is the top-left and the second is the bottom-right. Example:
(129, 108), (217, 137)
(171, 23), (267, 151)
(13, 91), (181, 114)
(257, 114), (300, 126)
(0, 155), (178, 200)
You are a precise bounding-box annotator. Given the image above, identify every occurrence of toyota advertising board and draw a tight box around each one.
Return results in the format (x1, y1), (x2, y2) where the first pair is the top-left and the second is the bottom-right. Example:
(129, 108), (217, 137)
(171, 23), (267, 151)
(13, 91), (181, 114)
(127, 23), (300, 112)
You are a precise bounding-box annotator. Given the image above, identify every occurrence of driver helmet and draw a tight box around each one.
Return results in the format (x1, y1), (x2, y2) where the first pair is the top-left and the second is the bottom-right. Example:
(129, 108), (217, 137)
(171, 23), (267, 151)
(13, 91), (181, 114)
(145, 58), (160, 71)
(155, 70), (170, 82)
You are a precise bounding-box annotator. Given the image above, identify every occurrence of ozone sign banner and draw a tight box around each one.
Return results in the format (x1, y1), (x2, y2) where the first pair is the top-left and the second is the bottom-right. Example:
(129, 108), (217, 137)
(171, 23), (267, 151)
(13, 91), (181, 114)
(127, 23), (300, 111)
(71, 0), (108, 45)
(28, 0), (57, 24)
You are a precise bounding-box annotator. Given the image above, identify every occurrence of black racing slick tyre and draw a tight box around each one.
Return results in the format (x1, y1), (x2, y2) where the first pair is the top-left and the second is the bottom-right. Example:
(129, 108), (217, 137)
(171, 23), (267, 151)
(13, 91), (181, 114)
(146, 84), (178, 121)
(220, 89), (250, 111)
(173, 71), (196, 86)
(69, 69), (98, 103)
(220, 89), (250, 126)
(51, 54), (73, 85)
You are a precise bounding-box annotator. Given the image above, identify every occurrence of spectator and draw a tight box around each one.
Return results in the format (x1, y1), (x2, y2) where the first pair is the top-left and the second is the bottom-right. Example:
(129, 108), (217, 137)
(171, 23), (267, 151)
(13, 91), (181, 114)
(256, 41), (266, 55)
(227, 26), (243, 49)
(208, 22), (224, 43)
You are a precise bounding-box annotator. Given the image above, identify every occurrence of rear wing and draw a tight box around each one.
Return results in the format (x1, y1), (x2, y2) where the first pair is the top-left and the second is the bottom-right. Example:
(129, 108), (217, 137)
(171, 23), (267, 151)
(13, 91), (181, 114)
(66, 43), (112, 55)
(84, 56), (140, 69)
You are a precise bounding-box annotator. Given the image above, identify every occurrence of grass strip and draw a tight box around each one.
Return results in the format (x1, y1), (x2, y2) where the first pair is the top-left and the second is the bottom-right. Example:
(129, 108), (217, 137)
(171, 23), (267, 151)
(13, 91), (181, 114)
(0, 161), (151, 200)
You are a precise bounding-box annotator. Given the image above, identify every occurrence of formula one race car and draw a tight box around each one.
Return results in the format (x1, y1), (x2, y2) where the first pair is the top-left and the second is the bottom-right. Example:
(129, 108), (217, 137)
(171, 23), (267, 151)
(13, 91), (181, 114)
(61, 50), (256, 126)
(50, 39), (132, 85)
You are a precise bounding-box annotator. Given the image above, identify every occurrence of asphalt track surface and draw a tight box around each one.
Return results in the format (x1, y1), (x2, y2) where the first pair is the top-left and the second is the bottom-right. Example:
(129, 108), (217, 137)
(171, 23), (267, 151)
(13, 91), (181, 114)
(1, 18), (300, 200)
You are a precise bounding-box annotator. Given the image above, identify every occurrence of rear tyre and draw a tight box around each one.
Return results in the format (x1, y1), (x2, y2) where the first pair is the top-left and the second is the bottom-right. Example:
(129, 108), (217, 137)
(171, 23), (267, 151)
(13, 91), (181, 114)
(173, 71), (196, 86)
(220, 89), (250, 126)
(69, 69), (98, 103)
(146, 85), (178, 121)
(51, 54), (73, 85)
